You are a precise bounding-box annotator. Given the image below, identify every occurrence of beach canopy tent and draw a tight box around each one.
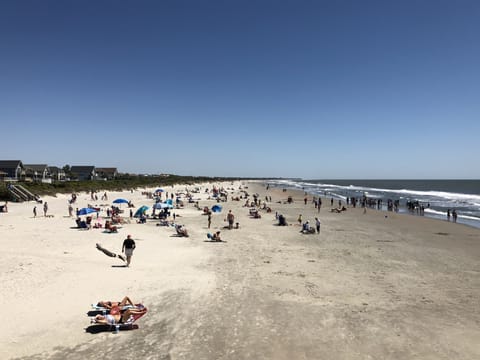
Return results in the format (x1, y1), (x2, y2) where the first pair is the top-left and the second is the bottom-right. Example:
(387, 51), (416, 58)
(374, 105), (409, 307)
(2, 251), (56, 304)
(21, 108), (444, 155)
(211, 205), (222, 213)
(77, 207), (97, 216)
(153, 202), (173, 209)
(134, 206), (149, 218)
(113, 198), (129, 204)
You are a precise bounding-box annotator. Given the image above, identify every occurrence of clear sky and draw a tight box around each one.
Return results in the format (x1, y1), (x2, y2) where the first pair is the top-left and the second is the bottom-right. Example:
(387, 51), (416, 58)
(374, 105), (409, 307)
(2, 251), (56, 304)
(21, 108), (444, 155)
(1, 0), (479, 179)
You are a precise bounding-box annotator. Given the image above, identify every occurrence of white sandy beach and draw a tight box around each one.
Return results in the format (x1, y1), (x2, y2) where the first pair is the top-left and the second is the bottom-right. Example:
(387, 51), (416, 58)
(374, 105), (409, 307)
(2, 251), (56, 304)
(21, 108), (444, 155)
(1, 180), (479, 359)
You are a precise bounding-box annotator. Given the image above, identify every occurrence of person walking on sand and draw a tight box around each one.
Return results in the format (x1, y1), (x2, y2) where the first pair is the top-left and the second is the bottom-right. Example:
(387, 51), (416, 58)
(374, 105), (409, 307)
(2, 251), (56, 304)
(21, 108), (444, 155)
(227, 210), (234, 229)
(122, 235), (136, 267)
(43, 202), (48, 217)
(315, 217), (321, 234)
(207, 212), (212, 229)
(33, 206), (37, 218)
(297, 214), (302, 225)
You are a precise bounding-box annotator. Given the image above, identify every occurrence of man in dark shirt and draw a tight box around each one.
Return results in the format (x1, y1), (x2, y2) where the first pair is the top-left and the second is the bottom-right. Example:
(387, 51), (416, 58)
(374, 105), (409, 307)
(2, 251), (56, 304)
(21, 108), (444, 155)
(122, 234), (136, 267)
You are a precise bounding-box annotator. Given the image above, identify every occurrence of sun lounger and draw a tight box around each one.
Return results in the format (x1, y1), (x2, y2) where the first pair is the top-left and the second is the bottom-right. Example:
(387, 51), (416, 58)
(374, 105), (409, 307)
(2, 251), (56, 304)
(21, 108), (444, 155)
(87, 305), (148, 333)
(90, 303), (135, 313)
(119, 306), (148, 330)
(76, 219), (91, 229)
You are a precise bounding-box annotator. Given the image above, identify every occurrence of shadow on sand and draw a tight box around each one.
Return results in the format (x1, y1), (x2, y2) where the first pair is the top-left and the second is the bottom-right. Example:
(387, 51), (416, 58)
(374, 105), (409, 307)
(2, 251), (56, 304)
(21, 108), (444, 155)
(85, 324), (139, 334)
(87, 310), (103, 317)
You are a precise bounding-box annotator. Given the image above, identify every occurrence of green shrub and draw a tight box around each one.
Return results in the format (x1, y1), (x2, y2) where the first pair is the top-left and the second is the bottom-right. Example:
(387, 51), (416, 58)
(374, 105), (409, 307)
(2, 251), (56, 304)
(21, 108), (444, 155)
(0, 175), (246, 201)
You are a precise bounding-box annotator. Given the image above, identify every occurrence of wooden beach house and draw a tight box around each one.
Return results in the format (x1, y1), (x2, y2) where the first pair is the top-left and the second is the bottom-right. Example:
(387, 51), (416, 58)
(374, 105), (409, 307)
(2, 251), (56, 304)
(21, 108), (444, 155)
(0, 160), (25, 181)
(24, 164), (51, 183)
(96, 167), (118, 180)
(70, 166), (97, 181)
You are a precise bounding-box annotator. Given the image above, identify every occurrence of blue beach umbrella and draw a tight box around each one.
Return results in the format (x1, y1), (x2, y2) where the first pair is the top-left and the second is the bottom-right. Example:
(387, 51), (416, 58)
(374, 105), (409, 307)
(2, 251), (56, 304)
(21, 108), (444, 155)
(77, 207), (97, 216)
(113, 198), (129, 204)
(211, 205), (222, 213)
(153, 202), (173, 209)
(134, 205), (149, 218)
(155, 188), (164, 193)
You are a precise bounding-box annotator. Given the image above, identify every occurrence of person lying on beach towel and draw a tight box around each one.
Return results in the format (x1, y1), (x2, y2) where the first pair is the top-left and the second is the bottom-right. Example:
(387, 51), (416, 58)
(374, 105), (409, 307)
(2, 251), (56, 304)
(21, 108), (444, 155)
(95, 296), (135, 310)
(91, 305), (147, 325)
(156, 219), (173, 227)
(331, 206), (347, 213)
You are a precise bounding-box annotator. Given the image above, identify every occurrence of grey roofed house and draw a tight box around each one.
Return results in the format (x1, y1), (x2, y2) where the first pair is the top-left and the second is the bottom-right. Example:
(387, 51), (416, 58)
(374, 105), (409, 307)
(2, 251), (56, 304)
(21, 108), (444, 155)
(47, 166), (66, 181)
(0, 160), (24, 180)
(95, 167), (118, 180)
(70, 166), (96, 181)
(23, 164), (50, 182)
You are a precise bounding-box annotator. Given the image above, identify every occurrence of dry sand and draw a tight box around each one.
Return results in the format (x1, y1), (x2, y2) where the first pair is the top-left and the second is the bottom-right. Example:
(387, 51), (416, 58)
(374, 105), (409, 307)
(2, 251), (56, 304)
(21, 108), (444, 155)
(1, 181), (479, 360)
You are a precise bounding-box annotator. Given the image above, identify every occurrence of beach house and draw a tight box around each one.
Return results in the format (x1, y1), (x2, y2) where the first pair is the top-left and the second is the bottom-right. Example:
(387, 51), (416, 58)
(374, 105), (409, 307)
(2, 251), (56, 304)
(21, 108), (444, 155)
(95, 167), (118, 180)
(70, 166), (97, 181)
(47, 166), (67, 182)
(0, 160), (25, 181)
(24, 164), (51, 183)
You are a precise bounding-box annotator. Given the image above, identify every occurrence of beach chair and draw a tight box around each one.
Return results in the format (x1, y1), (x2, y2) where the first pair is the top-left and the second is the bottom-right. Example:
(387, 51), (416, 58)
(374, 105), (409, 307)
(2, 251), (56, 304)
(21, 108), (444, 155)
(89, 302), (135, 316)
(118, 306), (148, 330)
(87, 305), (148, 333)
(79, 220), (90, 229)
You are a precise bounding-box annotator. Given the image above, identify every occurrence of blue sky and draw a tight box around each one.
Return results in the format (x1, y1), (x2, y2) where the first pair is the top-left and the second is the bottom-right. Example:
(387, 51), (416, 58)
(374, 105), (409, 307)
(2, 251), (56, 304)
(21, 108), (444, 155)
(1, 0), (479, 179)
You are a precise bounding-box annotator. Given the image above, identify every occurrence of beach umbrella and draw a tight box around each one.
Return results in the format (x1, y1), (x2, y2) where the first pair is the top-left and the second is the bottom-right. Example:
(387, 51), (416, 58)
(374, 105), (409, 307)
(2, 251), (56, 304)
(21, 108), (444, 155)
(113, 198), (129, 204)
(211, 205), (222, 213)
(153, 202), (173, 209)
(155, 188), (164, 193)
(134, 205), (149, 218)
(77, 207), (97, 216)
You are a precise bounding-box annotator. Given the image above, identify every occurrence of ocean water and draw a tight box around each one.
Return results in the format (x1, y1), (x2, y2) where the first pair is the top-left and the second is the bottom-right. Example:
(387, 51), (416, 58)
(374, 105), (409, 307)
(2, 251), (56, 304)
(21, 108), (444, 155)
(266, 179), (480, 229)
